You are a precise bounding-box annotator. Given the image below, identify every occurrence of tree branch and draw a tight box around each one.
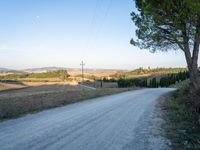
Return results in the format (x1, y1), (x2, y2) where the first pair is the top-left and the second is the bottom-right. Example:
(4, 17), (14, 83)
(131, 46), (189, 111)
(155, 25), (184, 50)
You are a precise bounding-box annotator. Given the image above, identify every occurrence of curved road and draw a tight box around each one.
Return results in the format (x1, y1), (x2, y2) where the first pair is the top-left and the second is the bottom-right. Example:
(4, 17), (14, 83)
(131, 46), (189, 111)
(0, 88), (174, 150)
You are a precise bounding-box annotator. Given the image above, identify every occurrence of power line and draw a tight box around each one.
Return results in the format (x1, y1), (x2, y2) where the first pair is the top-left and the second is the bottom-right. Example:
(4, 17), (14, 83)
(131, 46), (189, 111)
(83, 0), (103, 53)
(97, 0), (113, 36)
(89, 0), (113, 48)
(83, 0), (113, 52)
(80, 0), (112, 71)
(102, 0), (113, 24)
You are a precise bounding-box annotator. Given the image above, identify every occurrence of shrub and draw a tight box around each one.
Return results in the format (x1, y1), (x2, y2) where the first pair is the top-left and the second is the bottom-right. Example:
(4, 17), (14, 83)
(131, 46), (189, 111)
(164, 85), (200, 149)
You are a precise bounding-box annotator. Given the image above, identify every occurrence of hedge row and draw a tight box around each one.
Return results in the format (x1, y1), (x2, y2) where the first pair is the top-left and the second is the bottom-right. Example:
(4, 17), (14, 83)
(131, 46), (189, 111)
(118, 71), (189, 88)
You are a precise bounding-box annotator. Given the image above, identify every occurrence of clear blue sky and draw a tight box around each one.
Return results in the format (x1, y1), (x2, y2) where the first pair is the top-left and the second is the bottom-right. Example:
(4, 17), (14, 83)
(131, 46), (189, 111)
(0, 0), (196, 70)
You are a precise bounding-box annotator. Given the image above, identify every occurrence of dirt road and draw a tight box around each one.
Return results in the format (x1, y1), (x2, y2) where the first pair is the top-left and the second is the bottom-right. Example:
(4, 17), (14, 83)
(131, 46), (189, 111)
(0, 88), (174, 150)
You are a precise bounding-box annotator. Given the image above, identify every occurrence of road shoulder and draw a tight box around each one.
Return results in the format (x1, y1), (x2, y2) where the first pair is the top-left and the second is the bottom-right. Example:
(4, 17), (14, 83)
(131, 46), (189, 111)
(123, 94), (171, 150)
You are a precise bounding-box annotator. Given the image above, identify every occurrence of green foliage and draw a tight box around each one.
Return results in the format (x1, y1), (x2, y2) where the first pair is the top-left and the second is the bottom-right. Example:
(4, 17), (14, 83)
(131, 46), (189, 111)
(28, 70), (70, 80)
(164, 86), (200, 149)
(0, 70), (70, 81)
(118, 71), (189, 88)
(159, 71), (189, 87)
(0, 74), (24, 80)
(131, 0), (200, 52)
(131, 1), (200, 91)
(112, 67), (187, 79)
(102, 77), (116, 82)
(118, 78), (148, 88)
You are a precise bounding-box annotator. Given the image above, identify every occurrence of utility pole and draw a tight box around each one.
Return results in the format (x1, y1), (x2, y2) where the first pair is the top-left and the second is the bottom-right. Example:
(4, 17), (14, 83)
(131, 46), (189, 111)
(80, 61), (85, 83)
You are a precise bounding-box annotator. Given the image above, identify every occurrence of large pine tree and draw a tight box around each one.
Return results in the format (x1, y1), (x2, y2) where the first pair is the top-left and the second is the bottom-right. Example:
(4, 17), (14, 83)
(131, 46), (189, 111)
(131, 0), (200, 92)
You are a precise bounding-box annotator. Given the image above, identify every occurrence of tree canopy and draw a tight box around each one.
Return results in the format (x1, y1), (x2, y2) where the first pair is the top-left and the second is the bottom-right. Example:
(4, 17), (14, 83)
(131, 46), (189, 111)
(131, 0), (200, 51)
(131, 0), (200, 91)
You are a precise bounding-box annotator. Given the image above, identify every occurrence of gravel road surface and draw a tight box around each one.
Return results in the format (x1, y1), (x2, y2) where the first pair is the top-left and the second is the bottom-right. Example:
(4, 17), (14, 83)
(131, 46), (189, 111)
(0, 88), (174, 150)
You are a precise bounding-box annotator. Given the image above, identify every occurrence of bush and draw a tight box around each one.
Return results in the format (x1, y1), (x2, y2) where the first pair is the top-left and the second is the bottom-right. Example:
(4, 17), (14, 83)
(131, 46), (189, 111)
(28, 70), (70, 80)
(0, 70), (70, 81)
(117, 71), (189, 88)
(117, 78), (147, 88)
(164, 85), (200, 149)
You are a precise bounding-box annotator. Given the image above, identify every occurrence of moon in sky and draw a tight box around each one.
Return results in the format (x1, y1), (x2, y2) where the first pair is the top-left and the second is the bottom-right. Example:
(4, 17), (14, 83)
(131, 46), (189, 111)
(36, 16), (40, 19)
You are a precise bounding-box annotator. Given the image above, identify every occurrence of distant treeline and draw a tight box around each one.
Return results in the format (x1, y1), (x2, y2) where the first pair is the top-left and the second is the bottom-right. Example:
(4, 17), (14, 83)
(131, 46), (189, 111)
(111, 67), (187, 79)
(117, 71), (190, 88)
(0, 70), (70, 81)
(0, 79), (23, 84)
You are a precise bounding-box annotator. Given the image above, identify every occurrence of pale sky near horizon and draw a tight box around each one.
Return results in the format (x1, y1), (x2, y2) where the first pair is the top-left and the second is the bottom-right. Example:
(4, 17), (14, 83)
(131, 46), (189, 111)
(0, 0), (198, 70)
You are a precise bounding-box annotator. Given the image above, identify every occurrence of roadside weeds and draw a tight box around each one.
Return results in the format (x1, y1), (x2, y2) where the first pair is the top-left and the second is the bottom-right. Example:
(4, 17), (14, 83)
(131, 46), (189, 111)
(161, 86), (200, 149)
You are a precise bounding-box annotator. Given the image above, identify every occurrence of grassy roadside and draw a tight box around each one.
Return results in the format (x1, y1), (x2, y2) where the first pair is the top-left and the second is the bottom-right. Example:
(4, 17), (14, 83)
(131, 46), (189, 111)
(0, 87), (134, 121)
(162, 84), (200, 149)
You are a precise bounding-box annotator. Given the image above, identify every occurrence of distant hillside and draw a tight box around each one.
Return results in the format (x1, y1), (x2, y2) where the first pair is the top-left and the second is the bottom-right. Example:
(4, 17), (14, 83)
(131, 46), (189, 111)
(0, 67), (189, 79)
(24, 67), (67, 73)
(129, 67), (187, 75)
(0, 67), (25, 74)
(24, 67), (120, 75)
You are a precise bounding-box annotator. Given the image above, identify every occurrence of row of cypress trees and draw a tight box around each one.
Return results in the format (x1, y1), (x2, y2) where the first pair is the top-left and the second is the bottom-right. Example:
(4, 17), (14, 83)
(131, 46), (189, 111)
(118, 71), (189, 88)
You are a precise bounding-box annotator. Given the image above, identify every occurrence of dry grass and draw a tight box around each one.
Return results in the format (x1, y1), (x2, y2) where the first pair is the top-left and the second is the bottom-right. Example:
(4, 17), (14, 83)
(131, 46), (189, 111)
(68, 70), (117, 77)
(18, 77), (63, 82)
(0, 83), (26, 91)
(23, 80), (78, 86)
(162, 85), (200, 149)
(0, 84), (132, 120)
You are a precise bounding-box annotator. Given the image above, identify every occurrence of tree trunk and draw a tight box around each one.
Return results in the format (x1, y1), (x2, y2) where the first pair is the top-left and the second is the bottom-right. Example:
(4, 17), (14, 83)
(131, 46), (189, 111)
(190, 25), (200, 92)
(189, 66), (199, 92)
(183, 47), (199, 93)
(182, 25), (200, 92)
